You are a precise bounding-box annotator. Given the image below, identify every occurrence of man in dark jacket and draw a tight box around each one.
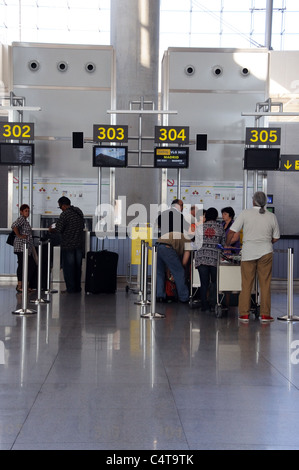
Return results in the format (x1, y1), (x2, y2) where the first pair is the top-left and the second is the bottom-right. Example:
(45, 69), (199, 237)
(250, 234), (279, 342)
(50, 196), (85, 293)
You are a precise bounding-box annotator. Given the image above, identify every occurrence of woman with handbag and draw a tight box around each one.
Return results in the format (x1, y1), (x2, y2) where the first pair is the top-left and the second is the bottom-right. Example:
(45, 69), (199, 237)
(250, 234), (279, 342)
(11, 204), (37, 293)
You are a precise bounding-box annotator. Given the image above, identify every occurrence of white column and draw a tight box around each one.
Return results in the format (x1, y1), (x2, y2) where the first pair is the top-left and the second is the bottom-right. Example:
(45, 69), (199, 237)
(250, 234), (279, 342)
(110, 0), (160, 217)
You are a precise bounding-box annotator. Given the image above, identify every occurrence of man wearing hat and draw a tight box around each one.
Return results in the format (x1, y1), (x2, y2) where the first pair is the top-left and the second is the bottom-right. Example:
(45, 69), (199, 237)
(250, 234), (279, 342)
(50, 196), (85, 293)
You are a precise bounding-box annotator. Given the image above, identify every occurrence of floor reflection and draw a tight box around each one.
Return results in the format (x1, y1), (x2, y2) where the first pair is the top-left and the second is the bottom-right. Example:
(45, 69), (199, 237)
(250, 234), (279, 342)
(0, 283), (299, 449)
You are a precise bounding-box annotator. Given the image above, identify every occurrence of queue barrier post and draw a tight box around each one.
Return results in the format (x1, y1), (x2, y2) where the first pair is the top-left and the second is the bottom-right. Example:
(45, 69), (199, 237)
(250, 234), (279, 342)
(44, 239), (58, 294)
(278, 248), (299, 322)
(136, 242), (151, 306)
(30, 241), (50, 305)
(139, 240), (145, 296)
(141, 245), (165, 319)
(135, 240), (146, 304)
(12, 242), (37, 316)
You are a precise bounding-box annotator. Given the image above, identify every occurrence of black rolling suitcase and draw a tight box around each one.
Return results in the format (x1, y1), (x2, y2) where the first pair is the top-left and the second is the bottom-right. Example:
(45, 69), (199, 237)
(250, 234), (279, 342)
(85, 250), (119, 294)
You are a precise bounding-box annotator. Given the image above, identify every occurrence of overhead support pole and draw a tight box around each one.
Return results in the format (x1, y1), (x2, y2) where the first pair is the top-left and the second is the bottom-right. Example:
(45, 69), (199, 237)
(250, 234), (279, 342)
(107, 100), (177, 168)
(265, 0), (274, 50)
(242, 112), (299, 117)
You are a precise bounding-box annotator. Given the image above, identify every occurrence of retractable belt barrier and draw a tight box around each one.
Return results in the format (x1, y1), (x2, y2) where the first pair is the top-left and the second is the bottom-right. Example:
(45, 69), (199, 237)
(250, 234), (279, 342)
(12, 242), (37, 316)
(30, 241), (50, 305)
(278, 248), (299, 322)
(44, 239), (58, 294)
(134, 240), (150, 306)
(12, 239), (56, 316)
(136, 243), (165, 320)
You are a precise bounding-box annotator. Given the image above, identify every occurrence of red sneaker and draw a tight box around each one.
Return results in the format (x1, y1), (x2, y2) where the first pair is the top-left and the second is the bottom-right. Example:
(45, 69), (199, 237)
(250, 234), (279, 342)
(239, 315), (249, 323)
(260, 315), (274, 322)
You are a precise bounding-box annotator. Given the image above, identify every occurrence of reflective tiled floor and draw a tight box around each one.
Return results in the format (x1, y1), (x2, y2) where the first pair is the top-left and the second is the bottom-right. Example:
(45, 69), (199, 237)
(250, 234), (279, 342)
(1, 281), (299, 450)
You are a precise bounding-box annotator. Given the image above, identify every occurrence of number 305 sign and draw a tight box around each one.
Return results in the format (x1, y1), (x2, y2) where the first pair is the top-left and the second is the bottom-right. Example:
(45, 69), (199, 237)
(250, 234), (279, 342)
(246, 127), (281, 145)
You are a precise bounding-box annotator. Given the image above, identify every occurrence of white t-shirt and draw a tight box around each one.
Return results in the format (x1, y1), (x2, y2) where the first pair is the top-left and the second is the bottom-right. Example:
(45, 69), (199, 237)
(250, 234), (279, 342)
(230, 206), (280, 261)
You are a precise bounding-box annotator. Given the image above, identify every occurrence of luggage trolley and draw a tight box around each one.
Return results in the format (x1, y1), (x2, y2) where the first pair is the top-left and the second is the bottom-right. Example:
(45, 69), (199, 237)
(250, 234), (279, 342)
(215, 247), (260, 319)
(215, 248), (241, 318)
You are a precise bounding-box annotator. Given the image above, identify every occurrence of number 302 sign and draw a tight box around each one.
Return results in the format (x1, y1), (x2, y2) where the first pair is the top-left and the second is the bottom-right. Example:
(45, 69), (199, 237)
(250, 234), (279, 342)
(0, 122), (35, 140)
(246, 127), (281, 146)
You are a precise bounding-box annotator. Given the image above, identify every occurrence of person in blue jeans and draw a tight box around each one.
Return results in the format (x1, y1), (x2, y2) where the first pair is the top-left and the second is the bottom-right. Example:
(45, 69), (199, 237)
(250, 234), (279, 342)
(156, 199), (192, 303)
(49, 196), (85, 293)
(156, 235), (190, 303)
(195, 207), (226, 312)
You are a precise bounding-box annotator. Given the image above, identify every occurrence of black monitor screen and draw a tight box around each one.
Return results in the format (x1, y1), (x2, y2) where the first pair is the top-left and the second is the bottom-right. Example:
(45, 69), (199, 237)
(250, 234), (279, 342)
(244, 148), (280, 170)
(93, 146), (128, 167)
(0, 143), (34, 165)
(154, 147), (189, 168)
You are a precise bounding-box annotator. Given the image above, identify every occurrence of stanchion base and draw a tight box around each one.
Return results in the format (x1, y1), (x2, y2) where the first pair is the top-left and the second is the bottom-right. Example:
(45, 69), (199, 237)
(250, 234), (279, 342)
(278, 315), (299, 322)
(12, 308), (37, 315)
(30, 298), (50, 304)
(141, 312), (165, 319)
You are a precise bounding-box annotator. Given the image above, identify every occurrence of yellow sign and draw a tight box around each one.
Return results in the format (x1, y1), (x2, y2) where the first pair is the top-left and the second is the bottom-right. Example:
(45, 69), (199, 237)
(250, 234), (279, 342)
(93, 124), (128, 142)
(245, 127), (281, 145)
(280, 155), (299, 172)
(0, 122), (34, 140)
(155, 126), (189, 144)
(131, 226), (152, 265)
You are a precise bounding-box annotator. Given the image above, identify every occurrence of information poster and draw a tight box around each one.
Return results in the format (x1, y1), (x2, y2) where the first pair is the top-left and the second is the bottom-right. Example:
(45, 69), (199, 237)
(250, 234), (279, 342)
(13, 176), (110, 216)
(167, 180), (254, 218)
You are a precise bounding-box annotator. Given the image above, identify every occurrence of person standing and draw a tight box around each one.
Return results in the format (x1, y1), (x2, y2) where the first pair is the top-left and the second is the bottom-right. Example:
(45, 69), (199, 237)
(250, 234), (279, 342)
(11, 204), (37, 293)
(194, 207), (226, 312)
(156, 199), (189, 237)
(50, 196), (85, 293)
(221, 206), (240, 253)
(226, 191), (280, 323)
(156, 199), (191, 303)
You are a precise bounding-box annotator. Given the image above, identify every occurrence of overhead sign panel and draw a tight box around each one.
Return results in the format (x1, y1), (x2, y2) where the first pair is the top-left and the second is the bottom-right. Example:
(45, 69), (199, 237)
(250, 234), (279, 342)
(93, 125), (128, 143)
(280, 155), (299, 172)
(0, 122), (35, 140)
(245, 127), (281, 146)
(155, 126), (189, 144)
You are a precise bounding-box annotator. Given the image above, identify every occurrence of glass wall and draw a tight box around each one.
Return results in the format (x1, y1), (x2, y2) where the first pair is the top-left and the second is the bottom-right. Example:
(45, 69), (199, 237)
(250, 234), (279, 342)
(160, 0), (299, 52)
(1, 0), (299, 55)
(0, 0), (111, 45)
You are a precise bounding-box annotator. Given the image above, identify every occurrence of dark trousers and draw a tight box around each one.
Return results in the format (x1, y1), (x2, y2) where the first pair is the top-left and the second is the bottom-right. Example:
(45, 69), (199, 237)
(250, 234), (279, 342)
(61, 248), (83, 293)
(198, 264), (217, 310)
(16, 252), (37, 288)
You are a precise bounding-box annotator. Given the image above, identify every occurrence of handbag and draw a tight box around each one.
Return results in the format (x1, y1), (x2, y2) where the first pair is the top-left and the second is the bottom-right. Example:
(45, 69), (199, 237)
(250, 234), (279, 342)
(6, 231), (16, 246)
